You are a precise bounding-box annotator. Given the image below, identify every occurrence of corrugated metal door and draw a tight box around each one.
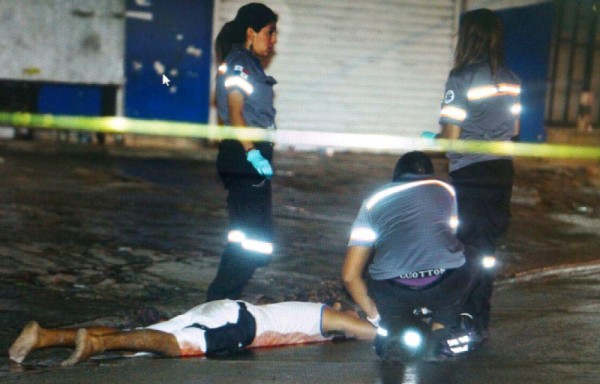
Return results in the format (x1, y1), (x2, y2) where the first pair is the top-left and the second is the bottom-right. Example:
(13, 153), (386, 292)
(213, 0), (456, 143)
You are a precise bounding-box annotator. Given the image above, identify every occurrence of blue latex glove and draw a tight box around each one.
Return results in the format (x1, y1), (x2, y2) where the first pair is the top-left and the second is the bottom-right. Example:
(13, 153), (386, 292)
(246, 149), (273, 179)
(421, 131), (438, 140)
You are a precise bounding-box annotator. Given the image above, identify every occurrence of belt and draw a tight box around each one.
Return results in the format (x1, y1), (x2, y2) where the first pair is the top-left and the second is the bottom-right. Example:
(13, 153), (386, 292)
(395, 268), (446, 280)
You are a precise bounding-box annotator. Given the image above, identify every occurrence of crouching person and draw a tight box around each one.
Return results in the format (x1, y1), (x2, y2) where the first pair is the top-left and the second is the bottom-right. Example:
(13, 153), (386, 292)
(9, 299), (376, 366)
(342, 151), (475, 361)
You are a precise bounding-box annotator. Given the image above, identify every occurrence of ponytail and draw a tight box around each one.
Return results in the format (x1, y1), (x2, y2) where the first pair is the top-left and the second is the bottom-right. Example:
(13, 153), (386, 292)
(215, 20), (244, 63)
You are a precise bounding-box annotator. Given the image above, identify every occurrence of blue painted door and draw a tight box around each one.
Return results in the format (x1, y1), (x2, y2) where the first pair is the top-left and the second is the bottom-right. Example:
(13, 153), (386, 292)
(125, 0), (214, 122)
(498, 3), (555, 142)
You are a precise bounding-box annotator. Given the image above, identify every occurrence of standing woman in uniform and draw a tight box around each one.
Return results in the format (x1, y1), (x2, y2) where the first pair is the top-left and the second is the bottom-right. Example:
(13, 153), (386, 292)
(207, 3), (279, 301)
(433, 9), (521, 342)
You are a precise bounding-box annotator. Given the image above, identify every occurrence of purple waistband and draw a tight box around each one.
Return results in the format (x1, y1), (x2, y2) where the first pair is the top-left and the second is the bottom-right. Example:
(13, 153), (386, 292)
(393, 274), (442, 287)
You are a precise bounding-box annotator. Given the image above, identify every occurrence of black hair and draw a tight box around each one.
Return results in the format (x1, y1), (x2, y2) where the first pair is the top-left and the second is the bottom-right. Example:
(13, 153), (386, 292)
(215, 3), (278, 63)
(392, 151), (434, 181)
(452, 8), (504, 76)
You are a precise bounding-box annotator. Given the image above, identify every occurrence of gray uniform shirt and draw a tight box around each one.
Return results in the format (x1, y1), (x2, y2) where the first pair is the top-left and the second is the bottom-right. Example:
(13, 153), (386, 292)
(348, 175), (465, 281)
(216, 44), (277, 129)
(438, 61), (521, 173)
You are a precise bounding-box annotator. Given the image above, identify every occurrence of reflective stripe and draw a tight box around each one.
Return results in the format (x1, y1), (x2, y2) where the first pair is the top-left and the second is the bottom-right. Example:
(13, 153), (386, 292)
(440, 106), (467, 121)
(450, 345), (469, 354)
(447, 335), (470, 354)
(467, 83), (521, 101)
(227, 230), (245, 243)
(498, 84), (521, 95)
(458, 335), (470, 344)
(227, 230), (273, 255)
(349, 227), (377, 242)
(224, 76), (254, 95)
(377, 327), (388, 337)
(467, 85), (497, 100)
(241, 239), (273, 255)
(366, 180), (456, 210)
(511, 103), (522, 115)
(449, 215), (459, 230)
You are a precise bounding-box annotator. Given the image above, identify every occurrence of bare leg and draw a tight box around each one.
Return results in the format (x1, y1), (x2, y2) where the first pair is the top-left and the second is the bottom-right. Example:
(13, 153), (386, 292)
(9, 321), (120, 364)
(62, 329), (181, 366)
(322, 307), (377, 341)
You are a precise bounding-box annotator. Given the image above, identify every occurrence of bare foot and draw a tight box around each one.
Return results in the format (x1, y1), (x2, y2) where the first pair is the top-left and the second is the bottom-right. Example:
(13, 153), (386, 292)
(61, 329), (101, 366)
(9, 321), (41, 363)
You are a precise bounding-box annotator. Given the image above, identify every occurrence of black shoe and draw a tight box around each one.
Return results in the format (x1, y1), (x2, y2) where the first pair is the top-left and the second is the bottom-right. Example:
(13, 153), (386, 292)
(459, 313), (489, 347)
(469, 329), (490, 345)
(423, 329), (470, 362)
(423, 341), (457, 362)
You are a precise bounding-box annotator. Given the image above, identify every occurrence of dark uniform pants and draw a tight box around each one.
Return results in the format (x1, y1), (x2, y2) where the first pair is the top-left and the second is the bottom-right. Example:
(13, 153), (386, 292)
(450, 159), (514, 331)
(368, 260), (476, 331)
(207, 175), (274, 301)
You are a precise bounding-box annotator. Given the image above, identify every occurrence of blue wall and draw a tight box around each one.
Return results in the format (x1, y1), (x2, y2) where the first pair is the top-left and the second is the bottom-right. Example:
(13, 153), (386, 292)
(125, 0), (214, 122)
(498, 3), (555, 142)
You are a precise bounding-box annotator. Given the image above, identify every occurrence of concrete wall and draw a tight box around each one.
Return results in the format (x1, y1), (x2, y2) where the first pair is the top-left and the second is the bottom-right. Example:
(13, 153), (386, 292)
(0, 0), (125, 85)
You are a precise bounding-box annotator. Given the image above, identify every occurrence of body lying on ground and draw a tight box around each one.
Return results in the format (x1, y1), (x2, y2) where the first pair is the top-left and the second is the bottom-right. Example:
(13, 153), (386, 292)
(9, 299), (377, 366)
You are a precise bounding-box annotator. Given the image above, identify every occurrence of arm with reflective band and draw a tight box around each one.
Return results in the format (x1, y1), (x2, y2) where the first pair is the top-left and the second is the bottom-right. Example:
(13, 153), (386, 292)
(221, 58), (258, 152)
(348, 203), (376, 247)
(223, 60), (255, 97)
(440, 106), (467, 122)
(439, 75), (468, 125)
(224, 76), (254, 96)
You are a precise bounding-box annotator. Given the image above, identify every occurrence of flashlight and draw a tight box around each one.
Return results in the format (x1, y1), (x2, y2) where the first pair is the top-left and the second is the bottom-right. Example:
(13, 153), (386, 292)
(481, 255), (496, 269)
(402, 329), (424, 349)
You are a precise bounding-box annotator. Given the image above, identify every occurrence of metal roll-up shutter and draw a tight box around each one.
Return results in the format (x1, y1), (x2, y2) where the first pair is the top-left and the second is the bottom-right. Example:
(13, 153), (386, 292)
(213, 0), (456, 147)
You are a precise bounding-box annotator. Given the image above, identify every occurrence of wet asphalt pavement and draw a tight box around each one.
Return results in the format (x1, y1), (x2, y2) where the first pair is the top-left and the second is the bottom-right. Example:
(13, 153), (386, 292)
(2, 263), (600, 384)
(0, 139), (599, 383)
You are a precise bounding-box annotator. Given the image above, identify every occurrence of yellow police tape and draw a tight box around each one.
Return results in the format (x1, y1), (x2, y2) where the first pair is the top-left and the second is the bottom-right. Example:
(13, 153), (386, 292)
(1, 112), (599, 159)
